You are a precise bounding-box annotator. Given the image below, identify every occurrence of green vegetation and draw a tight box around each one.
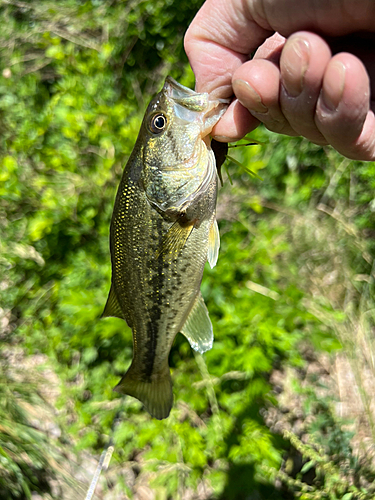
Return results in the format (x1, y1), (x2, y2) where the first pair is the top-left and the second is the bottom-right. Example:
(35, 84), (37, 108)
(1, 1), (375, 499)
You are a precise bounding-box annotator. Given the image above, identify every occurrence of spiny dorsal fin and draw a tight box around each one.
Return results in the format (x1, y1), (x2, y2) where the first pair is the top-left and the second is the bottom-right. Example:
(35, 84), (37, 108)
(180, 292), (213, 354)
(155, 220), (194, 260)
(102, 285), (124, 319)
(207, 219), (220, 269)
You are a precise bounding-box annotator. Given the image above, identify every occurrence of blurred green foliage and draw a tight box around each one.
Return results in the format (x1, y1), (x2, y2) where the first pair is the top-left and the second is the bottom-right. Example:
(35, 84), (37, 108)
(0, 353), (56, 499)
(1, 1), (375, 499)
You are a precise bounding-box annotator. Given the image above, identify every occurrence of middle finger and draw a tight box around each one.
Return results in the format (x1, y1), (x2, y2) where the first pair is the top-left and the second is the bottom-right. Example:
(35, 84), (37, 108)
(280, 31), (332, 143)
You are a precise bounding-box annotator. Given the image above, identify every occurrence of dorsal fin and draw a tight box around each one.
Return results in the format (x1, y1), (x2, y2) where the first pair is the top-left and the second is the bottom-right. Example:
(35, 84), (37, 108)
(102, 286), (124, 319)
(180, 292), (213, 354)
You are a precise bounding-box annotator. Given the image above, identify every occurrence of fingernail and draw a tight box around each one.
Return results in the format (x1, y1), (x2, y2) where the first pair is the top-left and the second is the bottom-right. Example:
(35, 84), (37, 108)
(232, 79), (268, 114)
(281, 37), (310, 97)
(322, 61), (346, 111)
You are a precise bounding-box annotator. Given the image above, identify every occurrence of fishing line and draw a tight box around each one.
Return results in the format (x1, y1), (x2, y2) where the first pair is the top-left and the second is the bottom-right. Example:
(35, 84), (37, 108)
(226, 155), (264, 180)
(84, 403), (124, 500)
(223, 140), (265, 182)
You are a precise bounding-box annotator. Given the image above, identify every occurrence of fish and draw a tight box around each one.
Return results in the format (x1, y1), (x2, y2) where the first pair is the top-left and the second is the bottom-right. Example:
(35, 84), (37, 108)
(102, 77), (229, 419)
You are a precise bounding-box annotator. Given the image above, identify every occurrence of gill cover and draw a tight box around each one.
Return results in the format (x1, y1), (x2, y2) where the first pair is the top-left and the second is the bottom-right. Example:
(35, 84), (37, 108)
(141, 78), (229, 214)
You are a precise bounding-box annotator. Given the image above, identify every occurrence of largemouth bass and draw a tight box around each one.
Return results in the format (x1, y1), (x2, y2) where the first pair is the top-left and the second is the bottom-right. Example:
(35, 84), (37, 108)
(103, 77), (228, 419)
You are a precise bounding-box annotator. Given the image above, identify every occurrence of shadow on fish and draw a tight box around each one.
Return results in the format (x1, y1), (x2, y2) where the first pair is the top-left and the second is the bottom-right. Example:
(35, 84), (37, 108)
(102, 77), (229, 419)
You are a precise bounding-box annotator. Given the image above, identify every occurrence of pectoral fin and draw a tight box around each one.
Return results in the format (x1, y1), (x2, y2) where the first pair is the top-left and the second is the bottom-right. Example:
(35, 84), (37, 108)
(180, 292), (213, 354)
(102, 285), (124, 319)
(155, 220), (194, 260)
(207, 219), (220, 269)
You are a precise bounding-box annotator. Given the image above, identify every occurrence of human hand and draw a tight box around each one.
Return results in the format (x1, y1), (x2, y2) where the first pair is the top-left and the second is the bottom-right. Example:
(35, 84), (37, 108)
(184, 0), (375, 160)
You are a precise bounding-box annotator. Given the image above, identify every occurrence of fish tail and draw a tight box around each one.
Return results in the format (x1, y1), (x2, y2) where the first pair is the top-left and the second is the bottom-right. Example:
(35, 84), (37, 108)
(114, 362), (173, 420)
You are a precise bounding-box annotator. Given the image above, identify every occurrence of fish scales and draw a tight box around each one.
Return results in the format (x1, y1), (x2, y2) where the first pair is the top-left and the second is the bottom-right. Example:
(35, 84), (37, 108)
(103, 77), (228, 419)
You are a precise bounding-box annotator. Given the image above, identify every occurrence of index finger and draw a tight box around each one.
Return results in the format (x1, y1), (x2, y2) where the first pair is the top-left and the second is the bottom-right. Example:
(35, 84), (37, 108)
(184, 0), (272, 97)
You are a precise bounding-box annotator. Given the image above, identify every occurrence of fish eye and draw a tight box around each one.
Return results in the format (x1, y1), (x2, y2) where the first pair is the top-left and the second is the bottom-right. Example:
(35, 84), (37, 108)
(150, 113), (167, 134)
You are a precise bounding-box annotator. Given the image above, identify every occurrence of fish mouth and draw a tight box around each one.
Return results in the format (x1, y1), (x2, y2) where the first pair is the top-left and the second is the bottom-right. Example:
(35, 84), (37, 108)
(164, 77), (229, 137)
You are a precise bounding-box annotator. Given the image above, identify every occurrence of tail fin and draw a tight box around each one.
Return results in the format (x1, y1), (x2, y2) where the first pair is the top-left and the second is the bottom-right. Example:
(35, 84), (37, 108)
(114, 363), (173, 420)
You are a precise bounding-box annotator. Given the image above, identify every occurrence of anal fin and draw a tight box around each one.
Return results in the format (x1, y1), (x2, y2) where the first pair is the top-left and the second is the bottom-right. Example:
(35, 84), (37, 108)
(180, 292), (213, 354)
(207, 219), (220, 269)
(102, 285), (124, 319)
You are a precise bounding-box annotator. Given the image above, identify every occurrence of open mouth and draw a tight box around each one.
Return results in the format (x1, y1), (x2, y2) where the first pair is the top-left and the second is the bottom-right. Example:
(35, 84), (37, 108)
(164, 77), (229, 137)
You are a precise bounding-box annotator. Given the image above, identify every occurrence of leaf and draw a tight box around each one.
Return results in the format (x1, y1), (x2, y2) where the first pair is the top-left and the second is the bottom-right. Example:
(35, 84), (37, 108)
(300, 460), (316, 474)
